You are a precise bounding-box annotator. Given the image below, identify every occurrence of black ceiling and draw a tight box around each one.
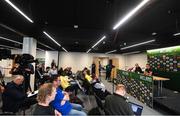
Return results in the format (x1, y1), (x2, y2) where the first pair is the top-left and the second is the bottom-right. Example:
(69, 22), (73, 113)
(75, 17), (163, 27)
(0, 0), (180, 53)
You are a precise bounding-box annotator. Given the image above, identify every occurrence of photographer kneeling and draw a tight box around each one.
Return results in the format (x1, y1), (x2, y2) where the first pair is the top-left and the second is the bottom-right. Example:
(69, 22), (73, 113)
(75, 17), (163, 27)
(2, 75), (37, 114)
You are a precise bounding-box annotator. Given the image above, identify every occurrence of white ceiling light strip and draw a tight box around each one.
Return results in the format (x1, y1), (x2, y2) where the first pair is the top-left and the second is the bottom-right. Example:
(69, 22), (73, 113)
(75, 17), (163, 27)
(86, 49), (91, 53)
(36, 48), (45, 51)
(173, 32), (180, 36)
(0, 44), (19, 49)
(4, 0), (33, 23)
(122, 51), (141, 55)
(62, 47), (68, 52)
(92, 36), (106, 48)
(0, 36), (45, 51)
(86, 36), (106, 53)
(0, 36), (22, 44)
(43, 31), (61, 47)
(105, 49), (117, 54)
(113, 0), (150, 30)
(43, 31), (68, 52)
(121, 39), (155, 50)
(38, 42), (55, 50)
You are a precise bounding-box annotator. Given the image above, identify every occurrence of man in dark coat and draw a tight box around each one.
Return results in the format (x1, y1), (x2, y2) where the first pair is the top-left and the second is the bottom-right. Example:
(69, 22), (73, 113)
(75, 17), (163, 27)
(2, 75), (37, 113)
(104, 84), (134, 115)
(2, 75), (25, 113)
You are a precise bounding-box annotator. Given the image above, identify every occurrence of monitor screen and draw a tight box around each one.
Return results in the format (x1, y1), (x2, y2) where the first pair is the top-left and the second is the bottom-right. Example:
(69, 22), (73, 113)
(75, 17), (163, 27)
(129, 102), (143, 116)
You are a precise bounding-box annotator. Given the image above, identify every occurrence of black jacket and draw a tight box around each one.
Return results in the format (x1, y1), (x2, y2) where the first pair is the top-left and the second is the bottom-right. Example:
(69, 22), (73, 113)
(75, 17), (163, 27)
(2, 81), (26, 113)
(104, 93), (134, 115)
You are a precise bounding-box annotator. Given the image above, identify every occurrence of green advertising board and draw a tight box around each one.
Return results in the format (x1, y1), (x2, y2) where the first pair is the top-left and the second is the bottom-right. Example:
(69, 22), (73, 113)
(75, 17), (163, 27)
(116, 70), (153, 108)
(147, 46), (180, 91)
(147, 46), (180, 72)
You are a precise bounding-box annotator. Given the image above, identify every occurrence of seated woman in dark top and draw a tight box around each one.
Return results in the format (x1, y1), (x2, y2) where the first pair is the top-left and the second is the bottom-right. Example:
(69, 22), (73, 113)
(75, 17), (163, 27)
(33, 83), (61, 115)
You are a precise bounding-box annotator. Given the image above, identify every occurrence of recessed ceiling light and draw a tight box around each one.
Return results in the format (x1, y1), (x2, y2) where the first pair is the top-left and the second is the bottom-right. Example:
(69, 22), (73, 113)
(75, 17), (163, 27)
(152, 32), (157, 35)
(74, 25), (78, 28)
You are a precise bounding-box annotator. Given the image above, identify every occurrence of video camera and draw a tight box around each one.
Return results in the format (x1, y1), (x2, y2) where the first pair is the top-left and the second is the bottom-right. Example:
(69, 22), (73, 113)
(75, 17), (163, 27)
(11, 54), (38, 75)
(15, 54), (37, 67)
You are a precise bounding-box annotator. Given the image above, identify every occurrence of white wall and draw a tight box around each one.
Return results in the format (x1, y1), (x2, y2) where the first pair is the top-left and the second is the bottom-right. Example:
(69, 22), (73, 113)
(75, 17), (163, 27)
(58, 52), (125, 72)
(124, 53), (147, 70)
(11, 49), (22, 54)
(36, 50), (45, 58)
(45, 51), (58, 68)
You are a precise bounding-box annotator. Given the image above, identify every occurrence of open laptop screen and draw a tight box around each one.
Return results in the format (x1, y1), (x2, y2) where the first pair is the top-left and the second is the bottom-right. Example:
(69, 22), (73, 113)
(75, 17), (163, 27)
(129, 102), (143, 116)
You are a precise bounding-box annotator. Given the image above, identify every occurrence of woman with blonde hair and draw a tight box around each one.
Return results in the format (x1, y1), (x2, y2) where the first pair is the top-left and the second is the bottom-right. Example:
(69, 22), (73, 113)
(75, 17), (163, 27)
(33, 83), (61, 115)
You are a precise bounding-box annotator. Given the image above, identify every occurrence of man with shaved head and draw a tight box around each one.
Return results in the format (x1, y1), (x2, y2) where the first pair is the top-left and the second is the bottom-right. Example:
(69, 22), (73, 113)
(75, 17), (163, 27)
(2, 75), (37, 113)
(104, 84), (134, 115)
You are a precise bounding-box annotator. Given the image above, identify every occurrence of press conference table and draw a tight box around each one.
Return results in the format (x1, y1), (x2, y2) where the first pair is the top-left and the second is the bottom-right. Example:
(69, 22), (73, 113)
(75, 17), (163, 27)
(153, 76), (170, 98)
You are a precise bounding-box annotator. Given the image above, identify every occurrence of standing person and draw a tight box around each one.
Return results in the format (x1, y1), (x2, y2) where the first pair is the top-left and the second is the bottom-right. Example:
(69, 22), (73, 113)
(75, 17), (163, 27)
(104, 84), (134, 115)
(99, 61), (102, 77)
(24, 63), (34, 93)
(33, 83), (61, 115)
(51, 60), (56, 69)
(91, 62), (96, 75)
(134, 63), (143, 74)
(106, 60), (114, 80)
(144, 64), (153, 76)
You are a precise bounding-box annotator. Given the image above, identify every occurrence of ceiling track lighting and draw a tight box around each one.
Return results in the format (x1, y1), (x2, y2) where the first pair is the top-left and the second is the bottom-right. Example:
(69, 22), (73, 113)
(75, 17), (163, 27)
(43, 31), (68, 52)
(0, 36), (22, 44)
(0, 36), (44, 51)
(122, 51), (141, 55)
(62, 47), (68, 52)
(105, 50), (117, 54)
(0, 44), (19, 49)
(113, 0), (150, 30)
(4, 0), (33, 23)
(86, 36), (106, 53)
(38, 42), (55, 50)
(173, 32), (180, 36)
(121, 39), (156, 50)
(86, 49), (91, 53)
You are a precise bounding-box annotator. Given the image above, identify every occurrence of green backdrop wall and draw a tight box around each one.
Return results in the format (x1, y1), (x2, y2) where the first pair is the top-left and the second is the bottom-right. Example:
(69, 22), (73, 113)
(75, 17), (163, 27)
(147, 46), (180, 92)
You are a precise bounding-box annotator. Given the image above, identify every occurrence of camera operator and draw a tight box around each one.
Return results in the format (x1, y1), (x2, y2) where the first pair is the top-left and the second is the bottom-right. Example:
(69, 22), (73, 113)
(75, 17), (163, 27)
(24, 63), (34, 93)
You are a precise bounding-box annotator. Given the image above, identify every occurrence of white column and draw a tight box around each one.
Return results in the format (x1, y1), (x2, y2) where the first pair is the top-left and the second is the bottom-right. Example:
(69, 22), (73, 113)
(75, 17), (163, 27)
(22, 37), (37, 91)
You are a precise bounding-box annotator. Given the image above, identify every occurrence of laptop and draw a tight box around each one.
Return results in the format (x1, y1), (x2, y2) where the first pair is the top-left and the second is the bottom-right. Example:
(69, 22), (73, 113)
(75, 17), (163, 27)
(129, 102), (143, 116)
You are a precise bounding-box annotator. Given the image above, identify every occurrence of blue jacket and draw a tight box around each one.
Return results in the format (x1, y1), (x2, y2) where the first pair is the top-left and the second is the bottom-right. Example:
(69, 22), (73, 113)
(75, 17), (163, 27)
(51, 88), (72, 115)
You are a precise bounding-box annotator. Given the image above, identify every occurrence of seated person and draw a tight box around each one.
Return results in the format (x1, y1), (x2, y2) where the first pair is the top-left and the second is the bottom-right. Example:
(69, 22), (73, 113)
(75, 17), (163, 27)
(84, 70), (92, 83)
(134, 63), (143, 73)
(92, 74), (110, 100)
(144, 64), (153, 76)
(49, 66), (58, 77)
(33, 83), (61, 115)
(104, 84), (134, 115)
(59, 76), (79, 95)
(50, 76), (87, 116)
(2, 75), (37, 113)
